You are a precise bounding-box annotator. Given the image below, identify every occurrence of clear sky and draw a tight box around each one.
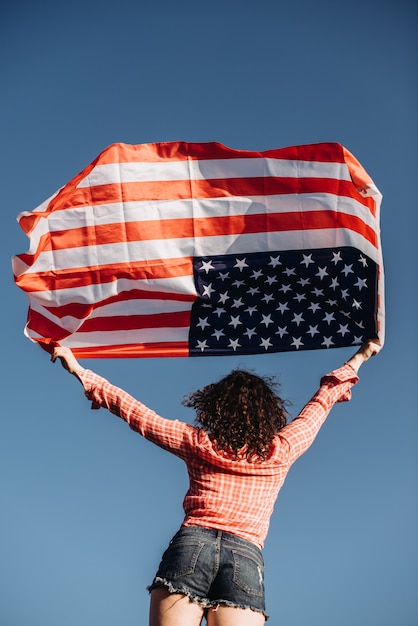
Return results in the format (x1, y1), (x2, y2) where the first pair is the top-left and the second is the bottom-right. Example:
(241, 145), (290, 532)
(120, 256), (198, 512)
(1, 1), (417, 625)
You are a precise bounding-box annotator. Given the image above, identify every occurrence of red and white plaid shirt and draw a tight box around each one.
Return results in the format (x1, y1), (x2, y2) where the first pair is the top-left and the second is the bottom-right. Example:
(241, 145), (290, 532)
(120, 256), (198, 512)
(79, 364), (358, 547)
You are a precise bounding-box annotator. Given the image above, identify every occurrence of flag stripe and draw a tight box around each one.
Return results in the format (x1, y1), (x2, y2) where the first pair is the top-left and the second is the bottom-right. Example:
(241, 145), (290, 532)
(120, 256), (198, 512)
(42, 289), (196, 320)
(63, 341), (190, 358)
(62, 177), (373, 209)
(89, 141), (350, 164)
(77, 157), (352, 187)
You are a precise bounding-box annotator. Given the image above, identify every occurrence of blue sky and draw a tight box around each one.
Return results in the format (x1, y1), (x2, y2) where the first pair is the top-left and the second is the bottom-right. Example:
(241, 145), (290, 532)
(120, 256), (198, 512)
(1, 1), (417, 625)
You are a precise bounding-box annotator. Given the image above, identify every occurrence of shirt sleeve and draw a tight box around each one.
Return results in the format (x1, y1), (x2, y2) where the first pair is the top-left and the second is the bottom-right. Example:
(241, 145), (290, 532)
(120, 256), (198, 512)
(78, 369), (197, 459)
(276, 363), (359, 464)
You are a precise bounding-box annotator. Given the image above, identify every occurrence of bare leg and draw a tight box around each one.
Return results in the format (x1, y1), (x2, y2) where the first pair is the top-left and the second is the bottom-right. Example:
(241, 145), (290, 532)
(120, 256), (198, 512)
(149, 588), (205, 626)
(207, 605), (266, 626)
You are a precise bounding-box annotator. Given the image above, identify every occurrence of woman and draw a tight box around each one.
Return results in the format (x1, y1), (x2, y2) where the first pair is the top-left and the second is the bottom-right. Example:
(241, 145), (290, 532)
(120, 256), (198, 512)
(52, 340), (381, 626)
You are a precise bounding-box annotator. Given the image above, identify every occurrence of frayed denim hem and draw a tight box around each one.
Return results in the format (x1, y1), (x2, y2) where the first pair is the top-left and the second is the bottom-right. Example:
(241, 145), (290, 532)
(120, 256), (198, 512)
(147, 577), (269, 621)
(147, 577), (211, 608)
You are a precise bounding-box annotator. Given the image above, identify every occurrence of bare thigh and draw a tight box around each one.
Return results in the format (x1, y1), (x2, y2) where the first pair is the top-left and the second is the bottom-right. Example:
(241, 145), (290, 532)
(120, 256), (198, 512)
(149, 588), (205, 626)
(206, 605), (266, 626)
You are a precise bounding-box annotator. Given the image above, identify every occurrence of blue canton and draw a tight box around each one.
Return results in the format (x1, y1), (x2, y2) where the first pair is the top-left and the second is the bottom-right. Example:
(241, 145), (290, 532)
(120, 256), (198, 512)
(189, 247), (378, 356)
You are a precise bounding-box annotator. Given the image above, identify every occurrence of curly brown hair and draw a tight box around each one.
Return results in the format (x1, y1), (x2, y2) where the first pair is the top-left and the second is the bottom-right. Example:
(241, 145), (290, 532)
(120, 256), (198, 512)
(182, 369), (289, 461)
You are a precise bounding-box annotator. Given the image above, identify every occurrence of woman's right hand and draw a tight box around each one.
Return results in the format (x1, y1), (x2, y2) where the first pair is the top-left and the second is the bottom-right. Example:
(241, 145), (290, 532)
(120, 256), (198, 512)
(51, 346), (83, 378)
(346, 339), (382, 373)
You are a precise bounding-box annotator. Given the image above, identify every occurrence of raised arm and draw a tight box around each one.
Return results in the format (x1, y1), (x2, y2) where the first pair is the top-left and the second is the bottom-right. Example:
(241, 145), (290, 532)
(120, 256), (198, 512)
(277, 339), (382, 463)
(50, 346), (197, 458)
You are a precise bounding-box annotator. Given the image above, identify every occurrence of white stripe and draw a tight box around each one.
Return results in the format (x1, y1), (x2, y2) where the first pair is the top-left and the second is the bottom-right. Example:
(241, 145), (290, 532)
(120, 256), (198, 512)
(26, 275), (197, 306)
(76, 158), (352, 187)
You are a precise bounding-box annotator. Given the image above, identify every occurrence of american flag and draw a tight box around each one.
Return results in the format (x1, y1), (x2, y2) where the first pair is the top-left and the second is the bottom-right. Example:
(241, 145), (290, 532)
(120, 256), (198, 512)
(12, 141), (384, 358)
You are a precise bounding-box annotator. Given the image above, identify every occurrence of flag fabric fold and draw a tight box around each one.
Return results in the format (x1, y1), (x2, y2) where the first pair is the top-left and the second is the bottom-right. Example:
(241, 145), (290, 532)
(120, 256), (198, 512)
(12, 141), (384, 358)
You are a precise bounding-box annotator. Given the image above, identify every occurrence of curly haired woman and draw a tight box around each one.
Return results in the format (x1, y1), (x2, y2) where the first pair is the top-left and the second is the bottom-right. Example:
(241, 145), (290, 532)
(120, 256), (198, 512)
(52, 340), (381, 626)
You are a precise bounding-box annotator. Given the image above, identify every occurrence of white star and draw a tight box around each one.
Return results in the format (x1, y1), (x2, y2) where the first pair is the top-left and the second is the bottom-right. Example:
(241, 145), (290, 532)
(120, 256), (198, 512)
(292, 313), (304, 326)
(212, 329), (225, 340)
(321, 336), (334, 348)
(323, 312), (335, 324)
(307, 325), (320, 337)
(312, 287), (324, 297)
(218, 292), (229, 304)
(308, 301), (321, 313)
(247, 286), (260, 296)
(352, 299), (362, 309)
(297, 277), (310, 287)
(269, 255), (281, 267)
(291, 336), (304, 349)
(245, 305), (258, 316)
(301, 254), (314, 267)
(354, 277), (367, 290)
(331, 251), (343, 264)
(234, 258), (249, 271)
(353, 335), (363, 345)
(251, 269), (263, 280)
(355, 320), (365, 329)
(276, 326), (288, 338)
(197, 317), (210, 330)
(199, 260), (215, 273)
(279, 284), (292, 293)
(261, 314), (274, 327)
(260, 337), (273, 350)
(244, 327), (257, 339)
(214, 307), (226, 317)
(293, 293), (306, 303)
(229, 315), (242, 328)
(330, 277), (339, 290)
(218, 271), (230, 281)
(337, 324), (350, 336)
(276, 302), (289, 314)
(284, 267), (296, 277)
(326, 299), (338, 306)
(232, 279), (245, 288)
(340, 310), (351, 318)
(316, 266), (328, 280)
(202, 283), (214, 298)
(262, 293), (275, 304)
(341, 289), (349, 300)
(228, 338), (241, 351)
(196, 340), (208, 351)
(232, 298), (244, 308)
(358, 255), (368, 267)
(342, 264), (354, 276)
(265, 275), (278, 286)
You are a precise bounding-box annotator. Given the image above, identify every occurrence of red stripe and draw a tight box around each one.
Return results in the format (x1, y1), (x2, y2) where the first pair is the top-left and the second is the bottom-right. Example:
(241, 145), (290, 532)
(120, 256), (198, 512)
(27, 310), (71, 341)
(79, 309), (190, 333)
(94, 141), (347, 164)
(15, 257), (193, 292)
(56, 177), (371, 209)
(70, 341), (189, 358)
(27, 307), (190, 341)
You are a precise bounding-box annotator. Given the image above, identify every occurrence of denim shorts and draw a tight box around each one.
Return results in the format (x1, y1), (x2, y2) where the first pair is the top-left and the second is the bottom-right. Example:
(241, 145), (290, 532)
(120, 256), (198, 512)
(148, 525), (267, 619)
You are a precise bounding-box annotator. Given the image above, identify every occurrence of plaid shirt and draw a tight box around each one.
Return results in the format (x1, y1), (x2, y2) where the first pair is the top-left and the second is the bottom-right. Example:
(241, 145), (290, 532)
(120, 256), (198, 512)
(79, 364), (358, 547)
